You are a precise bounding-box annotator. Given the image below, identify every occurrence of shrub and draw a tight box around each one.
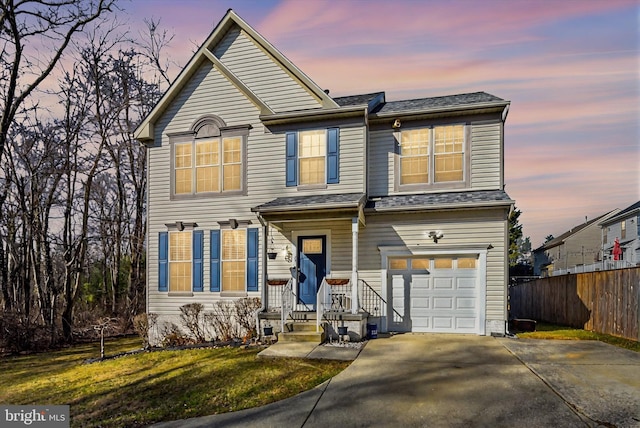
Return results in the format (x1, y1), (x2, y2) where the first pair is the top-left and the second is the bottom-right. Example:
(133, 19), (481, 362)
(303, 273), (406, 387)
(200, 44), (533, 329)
(179, 303), (207, 343)
(204, 301), (236, 342)
(235, 298), (261, 340)
(161, 322), (195, 347)
(133, 313), (157, 349)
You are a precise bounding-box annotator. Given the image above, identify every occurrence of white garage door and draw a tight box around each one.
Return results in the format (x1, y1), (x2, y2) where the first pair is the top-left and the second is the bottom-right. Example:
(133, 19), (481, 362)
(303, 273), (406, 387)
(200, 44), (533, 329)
(388, 256), (479, 333)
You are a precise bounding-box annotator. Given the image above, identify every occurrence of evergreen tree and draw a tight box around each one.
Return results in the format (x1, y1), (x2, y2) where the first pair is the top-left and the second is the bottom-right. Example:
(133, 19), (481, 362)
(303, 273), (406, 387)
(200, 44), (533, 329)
(508, 206), (524, 267)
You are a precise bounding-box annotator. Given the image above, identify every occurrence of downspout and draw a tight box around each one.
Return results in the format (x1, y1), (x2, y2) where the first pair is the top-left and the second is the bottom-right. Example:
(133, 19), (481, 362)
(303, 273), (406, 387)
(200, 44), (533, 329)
(503, 104), (512, 336)
(254, 213), (269, 339)
(351, 217), (359, 314)
(144, 142), (152, 344)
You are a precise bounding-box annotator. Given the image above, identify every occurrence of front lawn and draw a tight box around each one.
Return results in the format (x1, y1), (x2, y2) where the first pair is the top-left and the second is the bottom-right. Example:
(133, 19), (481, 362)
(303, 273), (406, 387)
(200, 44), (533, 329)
(0, 337), (349, 427)
(517, 323), (640, 352)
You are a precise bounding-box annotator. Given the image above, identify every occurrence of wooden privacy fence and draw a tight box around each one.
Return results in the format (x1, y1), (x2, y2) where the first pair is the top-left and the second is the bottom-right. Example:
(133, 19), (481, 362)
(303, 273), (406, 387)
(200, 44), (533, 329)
(509, 267), (640, 341)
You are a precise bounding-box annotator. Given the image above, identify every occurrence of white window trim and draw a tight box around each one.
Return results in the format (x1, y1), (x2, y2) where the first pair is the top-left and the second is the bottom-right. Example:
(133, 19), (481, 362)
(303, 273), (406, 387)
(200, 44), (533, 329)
(220, 228), (248, 295)
(395, 124), (469, 192)
(168, 230), (193, 294)
(297, 129), (328, 188)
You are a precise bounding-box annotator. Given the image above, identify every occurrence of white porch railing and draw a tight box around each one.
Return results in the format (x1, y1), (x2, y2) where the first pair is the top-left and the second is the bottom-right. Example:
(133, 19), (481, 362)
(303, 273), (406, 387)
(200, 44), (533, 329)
(316, 279), (353, 332)
(281, 279), (294, 335)
(552, 260), (635, 276)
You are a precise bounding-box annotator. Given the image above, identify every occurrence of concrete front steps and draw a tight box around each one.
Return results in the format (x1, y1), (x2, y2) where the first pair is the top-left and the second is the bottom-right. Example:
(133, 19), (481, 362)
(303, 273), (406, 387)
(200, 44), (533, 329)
(278, 321), (326, 344)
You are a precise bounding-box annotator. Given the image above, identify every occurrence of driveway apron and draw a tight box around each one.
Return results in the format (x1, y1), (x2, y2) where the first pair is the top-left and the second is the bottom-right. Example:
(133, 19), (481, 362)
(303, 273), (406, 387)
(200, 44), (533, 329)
(500, 338), (640, 427)
(303, 334), (587, 428)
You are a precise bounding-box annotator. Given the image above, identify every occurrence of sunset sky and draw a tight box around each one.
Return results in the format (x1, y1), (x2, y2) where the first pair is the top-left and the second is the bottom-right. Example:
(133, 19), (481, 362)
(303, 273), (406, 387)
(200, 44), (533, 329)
(126, 0), (639, 247)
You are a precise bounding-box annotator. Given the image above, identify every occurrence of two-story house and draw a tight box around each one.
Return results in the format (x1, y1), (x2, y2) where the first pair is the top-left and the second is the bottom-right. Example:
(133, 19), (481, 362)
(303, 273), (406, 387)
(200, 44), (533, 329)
(532, 210), (618, 276)
(135, 10), (513, 345)
(600, 201), (640, 268)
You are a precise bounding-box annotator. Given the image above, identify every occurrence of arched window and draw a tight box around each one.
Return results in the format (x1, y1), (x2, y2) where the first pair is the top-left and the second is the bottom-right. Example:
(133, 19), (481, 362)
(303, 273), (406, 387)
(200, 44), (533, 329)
(169, 115), (250, 197)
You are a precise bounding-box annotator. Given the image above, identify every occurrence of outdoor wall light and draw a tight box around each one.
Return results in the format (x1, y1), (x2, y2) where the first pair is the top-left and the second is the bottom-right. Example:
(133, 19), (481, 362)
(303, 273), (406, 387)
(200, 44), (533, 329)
(428, 230), (444, 243)
(392, 119), (401, 129)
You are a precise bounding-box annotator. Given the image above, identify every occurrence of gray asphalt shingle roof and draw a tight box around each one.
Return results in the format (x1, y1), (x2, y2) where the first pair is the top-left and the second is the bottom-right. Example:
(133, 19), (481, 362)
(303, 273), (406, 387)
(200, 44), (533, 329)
(371, 92), (505, 115)
(600, 200), (640, 225)
(252, 192), (366, 212)
(254, 191), (513, 214)
(366, 190), (513, 211)
(333, 92), (385, 107)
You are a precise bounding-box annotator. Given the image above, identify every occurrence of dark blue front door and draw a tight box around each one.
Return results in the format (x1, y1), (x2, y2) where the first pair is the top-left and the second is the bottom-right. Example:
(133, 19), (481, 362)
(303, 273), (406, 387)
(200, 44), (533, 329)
(297, 236), (326, 308)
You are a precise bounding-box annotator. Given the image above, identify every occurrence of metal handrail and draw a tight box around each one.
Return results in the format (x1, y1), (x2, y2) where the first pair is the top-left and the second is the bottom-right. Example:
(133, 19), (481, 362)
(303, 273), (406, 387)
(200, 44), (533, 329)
(359, 278), (406, 323)
(359, 279), (384, 317)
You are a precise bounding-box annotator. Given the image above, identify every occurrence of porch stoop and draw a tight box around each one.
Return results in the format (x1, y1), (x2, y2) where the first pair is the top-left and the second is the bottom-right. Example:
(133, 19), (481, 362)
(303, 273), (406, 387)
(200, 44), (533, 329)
(278, 321), (326, 344)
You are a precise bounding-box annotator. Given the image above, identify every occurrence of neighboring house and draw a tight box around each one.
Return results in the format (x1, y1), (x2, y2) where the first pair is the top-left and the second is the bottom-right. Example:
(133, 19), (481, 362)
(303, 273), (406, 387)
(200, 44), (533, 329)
(533, 210), (619, 276)
(134, 10), (514, 344)
(600, 201), (640, 268)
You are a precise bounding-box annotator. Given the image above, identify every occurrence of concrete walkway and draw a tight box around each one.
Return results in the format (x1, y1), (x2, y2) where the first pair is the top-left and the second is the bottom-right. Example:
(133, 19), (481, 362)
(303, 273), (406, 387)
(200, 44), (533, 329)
(152, 335), (640, 428)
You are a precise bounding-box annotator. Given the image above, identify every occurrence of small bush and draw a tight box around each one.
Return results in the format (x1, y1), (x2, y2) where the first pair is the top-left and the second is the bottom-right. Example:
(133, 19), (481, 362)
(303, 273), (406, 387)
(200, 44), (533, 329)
(235, 298), (261, 340)
(0, 311), (50, 354)
(133, 313), (157, 348)
(179, 303), (207, 343)
(161, 322), (195, 347)
(205, 301), (237, 342)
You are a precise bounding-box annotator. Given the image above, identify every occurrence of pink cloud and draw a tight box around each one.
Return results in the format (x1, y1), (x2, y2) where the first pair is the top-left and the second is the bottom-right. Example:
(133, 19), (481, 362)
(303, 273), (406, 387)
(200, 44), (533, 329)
(259, 0), (636, 51)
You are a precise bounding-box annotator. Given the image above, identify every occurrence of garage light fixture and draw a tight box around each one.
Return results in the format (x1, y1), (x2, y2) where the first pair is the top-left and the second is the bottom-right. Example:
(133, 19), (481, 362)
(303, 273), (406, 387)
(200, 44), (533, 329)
(428, 230), (444, 243)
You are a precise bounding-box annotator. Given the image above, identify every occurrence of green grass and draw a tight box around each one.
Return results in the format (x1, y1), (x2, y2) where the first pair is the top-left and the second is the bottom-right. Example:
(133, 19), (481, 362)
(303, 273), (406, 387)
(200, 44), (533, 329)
(0, 337), (349, 427)
(517, 323), (640, 352)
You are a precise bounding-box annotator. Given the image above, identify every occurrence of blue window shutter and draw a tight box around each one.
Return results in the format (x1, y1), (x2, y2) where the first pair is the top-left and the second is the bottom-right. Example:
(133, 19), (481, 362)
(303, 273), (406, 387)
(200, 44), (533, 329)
(158, 232), (168, 292)
(210, 230), (221, 292)
(327, 128), (340, 184)
(285, 132), (297, 187)
(247, 228), (259, 292)
(192, 230), (204, 292)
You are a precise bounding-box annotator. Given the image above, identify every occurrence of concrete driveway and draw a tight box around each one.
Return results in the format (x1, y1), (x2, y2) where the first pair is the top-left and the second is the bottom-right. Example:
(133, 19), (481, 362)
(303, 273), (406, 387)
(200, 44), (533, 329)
(153, 334), (640, 428)
(500, 338), (640, 427)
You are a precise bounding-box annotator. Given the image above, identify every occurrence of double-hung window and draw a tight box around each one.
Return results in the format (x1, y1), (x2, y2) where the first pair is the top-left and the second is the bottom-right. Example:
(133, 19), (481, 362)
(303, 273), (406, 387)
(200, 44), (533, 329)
(158, 228), (204, 293)
(169, 231), (192, 292)
(210, 228), (259, 294)
(286, 128), (339, 187)
(174, 136), (243, 195)
(299, 130), (326, 185)
(222, 229), (246, 292)
(398, 124), (466, 189)
(170, 115), (248, 197)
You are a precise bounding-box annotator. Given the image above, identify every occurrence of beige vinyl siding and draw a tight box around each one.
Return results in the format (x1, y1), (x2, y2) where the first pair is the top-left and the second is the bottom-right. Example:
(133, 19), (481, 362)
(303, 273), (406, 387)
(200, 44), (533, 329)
(470, 121), (502, 189)
(214, 26), (321, 113)
(276, 220), (354, 277)
(357, 209), (508, 322)
(250, 125), (366, 197)
(155, 62), (261, 135)
(368, 128), (394, 196)
(368, 121), (503, 196)
(147, 68), (365, 316)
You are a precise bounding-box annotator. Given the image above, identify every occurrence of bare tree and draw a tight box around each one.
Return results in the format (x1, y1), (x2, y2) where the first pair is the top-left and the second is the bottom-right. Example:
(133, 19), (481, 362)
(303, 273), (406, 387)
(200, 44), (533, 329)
(0, 4), (173, 350)
(0, 0), (116, 316)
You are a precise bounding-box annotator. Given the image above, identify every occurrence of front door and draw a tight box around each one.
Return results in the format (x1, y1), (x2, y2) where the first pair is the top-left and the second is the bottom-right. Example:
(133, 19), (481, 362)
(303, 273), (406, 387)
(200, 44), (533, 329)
(297, 236), (326, 308)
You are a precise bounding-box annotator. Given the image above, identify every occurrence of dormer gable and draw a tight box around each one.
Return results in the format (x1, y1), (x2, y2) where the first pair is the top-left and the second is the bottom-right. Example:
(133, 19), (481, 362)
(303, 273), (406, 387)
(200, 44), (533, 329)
(135, 9), (338, 143)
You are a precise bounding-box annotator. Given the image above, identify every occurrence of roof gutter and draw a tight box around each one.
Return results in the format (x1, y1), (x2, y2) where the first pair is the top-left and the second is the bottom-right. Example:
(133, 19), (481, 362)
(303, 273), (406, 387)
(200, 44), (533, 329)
(369, 101), (510, 123)
(260, 106), (366, 126)
(366, 199), (514, 214)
